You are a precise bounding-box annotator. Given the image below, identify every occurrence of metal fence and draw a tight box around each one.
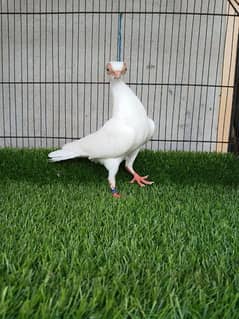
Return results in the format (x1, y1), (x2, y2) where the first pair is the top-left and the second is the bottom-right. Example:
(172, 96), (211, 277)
(0, 0), (238, 152)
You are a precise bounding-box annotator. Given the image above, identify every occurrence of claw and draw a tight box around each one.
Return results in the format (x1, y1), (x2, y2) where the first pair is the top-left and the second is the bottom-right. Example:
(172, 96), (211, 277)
(130, 173), (154, 187)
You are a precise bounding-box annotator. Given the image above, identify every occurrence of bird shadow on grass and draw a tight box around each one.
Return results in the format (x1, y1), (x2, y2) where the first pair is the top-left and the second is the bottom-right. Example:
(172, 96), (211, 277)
(0, 149), (239, 188)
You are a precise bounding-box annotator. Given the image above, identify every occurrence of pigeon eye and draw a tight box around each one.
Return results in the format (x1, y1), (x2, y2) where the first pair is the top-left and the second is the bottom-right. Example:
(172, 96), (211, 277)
(106, 68), (110, 72)
(125, 67), (127, 71)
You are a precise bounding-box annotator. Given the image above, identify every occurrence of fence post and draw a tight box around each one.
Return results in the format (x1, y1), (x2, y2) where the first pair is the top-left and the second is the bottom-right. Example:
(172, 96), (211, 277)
(217, 0), (239, 152)
(229, 33), (239, 153)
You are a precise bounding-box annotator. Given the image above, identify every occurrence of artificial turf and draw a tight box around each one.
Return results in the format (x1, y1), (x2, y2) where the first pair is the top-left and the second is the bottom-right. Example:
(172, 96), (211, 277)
(1, 148), (239, 318)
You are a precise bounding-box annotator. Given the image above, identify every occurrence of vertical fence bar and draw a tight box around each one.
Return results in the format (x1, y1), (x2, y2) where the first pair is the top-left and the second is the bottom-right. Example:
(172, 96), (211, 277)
(146, 0), (154, 150)
(195, 0), (211, 152)
(57, 0), (60, 147)
(7, 0), (12, 147)
(135, 0), (141, 97)
(107, 0), (113, 119)
(159, 0), (169, 151)
(202, 0), (216, 152)
(26, 0), (30, 147)
(63, 0), (67, 143)
(102, 0), (107, 127)
(52, 0), (55, 148)
(0, 0), (6, 147)
(13, 0), (17, 147)
(189, 0), (203, 151)
(96, 0), (100, 129)
(171, 0), (183, 151)
(33, 0), (35, 147)
(176, 0), (188, 151)
(152, 1), (162, 151)
(70, 0), (74, 140)
(128, 3), (134, 82)
(182, 0), (196, 151)
(39, 0), (42, 147)
(165, 0), (176, 151)
(44, 0), (48, 147)
(122, 0), (127, 62)
(210, 0), (225, 152)
(140, 0), (147, 101)
(90, 1), (94, 134)
(83, 0), (86, 137)
(76, 0), (80, 138)
(20, 0), (24, 147)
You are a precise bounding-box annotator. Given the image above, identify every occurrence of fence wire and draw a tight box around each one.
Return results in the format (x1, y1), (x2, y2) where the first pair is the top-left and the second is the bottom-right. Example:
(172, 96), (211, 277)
(0, 0), (238, 152)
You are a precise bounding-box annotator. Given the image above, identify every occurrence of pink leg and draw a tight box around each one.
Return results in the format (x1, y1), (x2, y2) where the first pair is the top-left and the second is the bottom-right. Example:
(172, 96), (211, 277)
(126, 167), (154, 187)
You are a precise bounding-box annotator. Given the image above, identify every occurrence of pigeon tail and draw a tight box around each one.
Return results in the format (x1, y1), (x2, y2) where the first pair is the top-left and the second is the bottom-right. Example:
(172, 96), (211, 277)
(48, 149), (78, 162)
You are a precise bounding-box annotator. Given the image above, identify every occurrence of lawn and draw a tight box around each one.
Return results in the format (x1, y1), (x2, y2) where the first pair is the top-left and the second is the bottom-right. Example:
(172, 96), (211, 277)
(1, 149), (239, 318)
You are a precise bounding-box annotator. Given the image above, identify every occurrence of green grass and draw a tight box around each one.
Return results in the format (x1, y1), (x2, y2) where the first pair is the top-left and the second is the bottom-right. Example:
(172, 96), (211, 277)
(1, 149), (239, 318)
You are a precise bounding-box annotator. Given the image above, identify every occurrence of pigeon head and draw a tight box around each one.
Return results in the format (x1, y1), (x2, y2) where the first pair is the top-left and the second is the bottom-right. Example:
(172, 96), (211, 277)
(106, 61), (127, 79)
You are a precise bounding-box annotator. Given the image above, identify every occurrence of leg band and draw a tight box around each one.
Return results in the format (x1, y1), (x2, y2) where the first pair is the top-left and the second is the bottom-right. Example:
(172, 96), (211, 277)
(111, 187), (118, 194)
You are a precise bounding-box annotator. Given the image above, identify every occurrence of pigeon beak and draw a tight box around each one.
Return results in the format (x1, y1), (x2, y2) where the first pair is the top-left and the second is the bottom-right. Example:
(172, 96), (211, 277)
(113, 71), (121, 79)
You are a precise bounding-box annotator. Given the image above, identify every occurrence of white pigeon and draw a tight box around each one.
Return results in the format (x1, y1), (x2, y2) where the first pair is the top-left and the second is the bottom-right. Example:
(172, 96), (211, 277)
(48, 61), (155, 197)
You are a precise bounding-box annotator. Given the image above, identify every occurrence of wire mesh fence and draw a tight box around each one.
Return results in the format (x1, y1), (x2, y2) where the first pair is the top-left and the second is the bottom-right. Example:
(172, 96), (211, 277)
(0, 0), (238, 152)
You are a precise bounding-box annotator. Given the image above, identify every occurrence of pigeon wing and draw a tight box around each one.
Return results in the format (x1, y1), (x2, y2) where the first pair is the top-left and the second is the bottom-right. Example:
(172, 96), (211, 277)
(63, 118), (136, 160)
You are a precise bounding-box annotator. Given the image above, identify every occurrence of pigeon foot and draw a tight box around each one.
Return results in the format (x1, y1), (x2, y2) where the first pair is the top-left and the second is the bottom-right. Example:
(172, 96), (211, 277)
(112, 192), (121, 198)
(130, 173), (154, 187)
(111, 187), (121, 198)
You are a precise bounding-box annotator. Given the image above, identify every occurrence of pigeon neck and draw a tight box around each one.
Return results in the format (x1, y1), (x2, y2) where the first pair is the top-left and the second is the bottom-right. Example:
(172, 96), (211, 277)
(110, 78), (125, 94)
(110, 78), (123, 85)
(110, 79), (129, 117)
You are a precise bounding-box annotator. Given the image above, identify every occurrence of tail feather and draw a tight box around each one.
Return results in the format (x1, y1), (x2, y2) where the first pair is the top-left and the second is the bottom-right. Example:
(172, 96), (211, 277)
(48, 149), (77, 162)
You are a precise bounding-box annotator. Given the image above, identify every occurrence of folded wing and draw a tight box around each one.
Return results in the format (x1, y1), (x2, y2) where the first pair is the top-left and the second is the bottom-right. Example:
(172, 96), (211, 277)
(62, 118), (136, 160)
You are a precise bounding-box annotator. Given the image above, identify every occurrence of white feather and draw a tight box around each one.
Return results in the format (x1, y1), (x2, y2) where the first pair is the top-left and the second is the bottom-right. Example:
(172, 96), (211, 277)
(62, 118), (135, 160)
(110, 61), (124, 71)
(48, 150), (77, 162)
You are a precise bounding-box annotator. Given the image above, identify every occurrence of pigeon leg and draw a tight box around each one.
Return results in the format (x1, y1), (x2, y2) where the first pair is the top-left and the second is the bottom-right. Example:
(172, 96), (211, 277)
(108, 173), (121, 198)
(125, 149), (153, 187)
(104, 158), (122, 198)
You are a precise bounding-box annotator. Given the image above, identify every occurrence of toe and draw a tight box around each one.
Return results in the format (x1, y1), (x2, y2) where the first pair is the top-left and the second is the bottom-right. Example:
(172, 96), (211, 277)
(142, 179), (154, 185)
(129, 174), (154, 187)
(113, 192), (121, 198)
(136, 180), (145, 187)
